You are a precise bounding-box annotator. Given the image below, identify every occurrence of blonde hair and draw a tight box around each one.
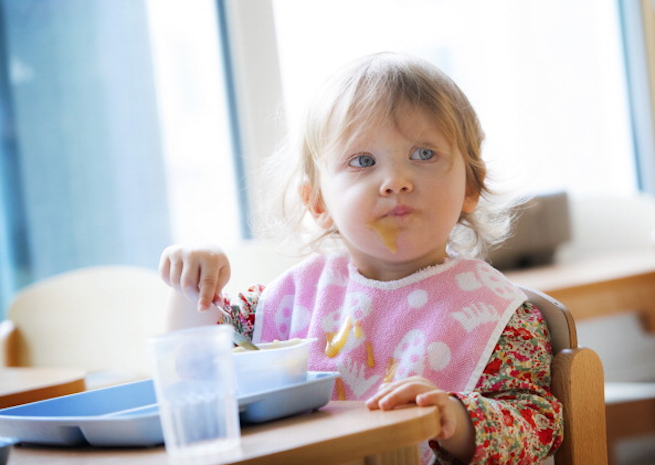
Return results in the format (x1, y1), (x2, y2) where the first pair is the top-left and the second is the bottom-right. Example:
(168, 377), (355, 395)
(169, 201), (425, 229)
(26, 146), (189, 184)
(256, 52), (514, 258)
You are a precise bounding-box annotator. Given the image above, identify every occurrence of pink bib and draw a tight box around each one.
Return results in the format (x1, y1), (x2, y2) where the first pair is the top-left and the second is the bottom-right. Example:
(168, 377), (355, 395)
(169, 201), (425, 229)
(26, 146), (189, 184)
(253, 254), (526, 399)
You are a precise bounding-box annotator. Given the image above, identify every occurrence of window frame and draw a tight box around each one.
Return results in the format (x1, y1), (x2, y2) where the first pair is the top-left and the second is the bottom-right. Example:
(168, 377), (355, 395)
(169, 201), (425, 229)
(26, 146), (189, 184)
(219, 0), (287, 238)
(618, 0), (655, 194)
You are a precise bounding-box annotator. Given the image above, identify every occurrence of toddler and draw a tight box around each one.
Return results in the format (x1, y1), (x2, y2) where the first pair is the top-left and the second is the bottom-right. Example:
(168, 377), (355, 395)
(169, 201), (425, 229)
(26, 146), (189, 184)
(160, 52), (563, 464)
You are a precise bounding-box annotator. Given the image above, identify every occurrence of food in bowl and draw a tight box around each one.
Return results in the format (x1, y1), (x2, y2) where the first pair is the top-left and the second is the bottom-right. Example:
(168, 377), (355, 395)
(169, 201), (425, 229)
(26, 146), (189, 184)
(232, 338), (315, 395)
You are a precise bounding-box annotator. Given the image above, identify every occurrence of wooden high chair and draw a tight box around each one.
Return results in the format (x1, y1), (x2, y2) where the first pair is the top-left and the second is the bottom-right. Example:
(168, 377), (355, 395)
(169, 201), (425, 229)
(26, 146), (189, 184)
(520, 286), (608, 465)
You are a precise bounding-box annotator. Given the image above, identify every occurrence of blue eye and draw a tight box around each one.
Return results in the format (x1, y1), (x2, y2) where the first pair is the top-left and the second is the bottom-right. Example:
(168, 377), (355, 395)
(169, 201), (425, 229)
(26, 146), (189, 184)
(349, 154), (376, 168)
(410, 147), (435, 161)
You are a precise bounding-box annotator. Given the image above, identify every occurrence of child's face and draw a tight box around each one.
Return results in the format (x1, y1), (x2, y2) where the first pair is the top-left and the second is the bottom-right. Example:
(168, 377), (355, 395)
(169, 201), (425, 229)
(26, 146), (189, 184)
(307, 105), (479, 281)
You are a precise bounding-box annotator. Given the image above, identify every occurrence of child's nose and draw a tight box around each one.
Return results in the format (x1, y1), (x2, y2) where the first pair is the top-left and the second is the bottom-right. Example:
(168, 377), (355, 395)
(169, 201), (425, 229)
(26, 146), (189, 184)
(380, 168), (413, 195)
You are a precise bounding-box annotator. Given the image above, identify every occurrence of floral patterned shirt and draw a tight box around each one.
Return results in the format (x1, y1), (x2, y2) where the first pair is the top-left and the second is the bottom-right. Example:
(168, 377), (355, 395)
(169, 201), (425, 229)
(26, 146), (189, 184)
(221, 286), (563, 465)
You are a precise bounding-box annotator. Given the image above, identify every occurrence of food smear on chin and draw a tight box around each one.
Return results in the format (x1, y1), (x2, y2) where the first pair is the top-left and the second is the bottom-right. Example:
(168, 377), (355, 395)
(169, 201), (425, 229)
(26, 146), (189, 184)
(368, 218), (399, 253)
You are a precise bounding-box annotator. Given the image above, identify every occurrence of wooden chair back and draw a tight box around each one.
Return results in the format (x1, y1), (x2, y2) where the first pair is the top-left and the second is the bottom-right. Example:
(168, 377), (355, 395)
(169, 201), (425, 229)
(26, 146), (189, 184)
(520, 286), (608, 465)
(0, 265), (169, 387)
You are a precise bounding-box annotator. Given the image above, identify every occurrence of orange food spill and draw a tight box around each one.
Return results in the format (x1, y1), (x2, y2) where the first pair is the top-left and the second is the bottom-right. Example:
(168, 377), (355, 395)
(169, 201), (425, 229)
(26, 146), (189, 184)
(354, 320), (363, 338)
(325, 315), (353, 358)
(366, 341), (375, 368)
(335, 378), (346, 400)
(383, 357), (397, 383)
(368, 219), (399, 253)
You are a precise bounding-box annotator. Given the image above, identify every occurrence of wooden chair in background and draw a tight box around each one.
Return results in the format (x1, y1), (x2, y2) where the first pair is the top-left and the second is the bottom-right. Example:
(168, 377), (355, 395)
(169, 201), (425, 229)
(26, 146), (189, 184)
(521, 287), (608, 465)
(0, 265), (169, 389)
(532, 267), (655, 465)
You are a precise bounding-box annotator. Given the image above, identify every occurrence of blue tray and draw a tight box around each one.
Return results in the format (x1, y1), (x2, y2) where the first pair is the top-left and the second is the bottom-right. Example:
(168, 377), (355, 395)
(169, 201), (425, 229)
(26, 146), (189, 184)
(0, 371), (338, 447)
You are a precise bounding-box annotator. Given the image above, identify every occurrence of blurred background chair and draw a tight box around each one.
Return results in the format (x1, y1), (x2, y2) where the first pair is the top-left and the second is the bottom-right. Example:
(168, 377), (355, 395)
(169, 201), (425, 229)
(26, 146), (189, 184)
(0, 265), (169, 390)
(521, 286), (608, 465)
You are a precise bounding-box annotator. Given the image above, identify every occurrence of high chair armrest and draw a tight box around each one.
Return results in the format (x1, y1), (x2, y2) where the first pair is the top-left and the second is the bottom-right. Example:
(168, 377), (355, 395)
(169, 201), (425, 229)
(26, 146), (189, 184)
(0, 319), (17, 366)
(551, 346), (607, 465)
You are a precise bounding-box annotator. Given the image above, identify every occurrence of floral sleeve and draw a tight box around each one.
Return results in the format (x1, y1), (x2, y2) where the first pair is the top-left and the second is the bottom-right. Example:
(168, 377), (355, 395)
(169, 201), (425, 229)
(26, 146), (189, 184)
(218, 284), (265, 341)
(431, 302), (564, 464)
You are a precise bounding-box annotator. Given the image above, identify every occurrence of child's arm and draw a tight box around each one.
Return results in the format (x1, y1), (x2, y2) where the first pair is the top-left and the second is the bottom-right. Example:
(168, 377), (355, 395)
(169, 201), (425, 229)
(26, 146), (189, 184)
(366, 303), (563, 464)
(159, 244), (232, 330)
(441, 303), (563, 464)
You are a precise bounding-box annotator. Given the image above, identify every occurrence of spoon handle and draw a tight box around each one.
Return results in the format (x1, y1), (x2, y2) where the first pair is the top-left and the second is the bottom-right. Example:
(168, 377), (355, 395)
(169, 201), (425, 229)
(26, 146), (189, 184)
(213, 303), (260, 350)
(232, 330), (260, 351)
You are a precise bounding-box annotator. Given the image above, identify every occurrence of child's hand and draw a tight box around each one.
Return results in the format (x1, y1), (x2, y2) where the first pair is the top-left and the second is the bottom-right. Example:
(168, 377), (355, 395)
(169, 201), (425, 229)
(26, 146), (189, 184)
(365, 376), (437, 411)
(159, 244), (231, 312)
(365, 376), (474, 459)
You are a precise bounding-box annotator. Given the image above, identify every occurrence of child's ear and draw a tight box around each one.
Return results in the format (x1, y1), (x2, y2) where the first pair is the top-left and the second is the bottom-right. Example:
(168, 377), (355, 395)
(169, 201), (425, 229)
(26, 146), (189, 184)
(462, 176), (483, 214)
(300, 182), (334, 229)
(462, 166), (486, 214)
(462, 189), (480, 214)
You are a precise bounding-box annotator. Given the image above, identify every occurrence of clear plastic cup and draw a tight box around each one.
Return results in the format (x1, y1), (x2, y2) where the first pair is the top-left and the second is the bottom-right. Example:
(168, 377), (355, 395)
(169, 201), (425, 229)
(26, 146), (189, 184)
(148, 325), (240, 460)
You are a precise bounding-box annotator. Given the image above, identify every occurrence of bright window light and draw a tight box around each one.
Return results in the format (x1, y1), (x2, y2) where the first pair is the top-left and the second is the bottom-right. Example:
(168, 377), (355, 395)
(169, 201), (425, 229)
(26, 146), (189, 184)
(146, 0), (241, 245)
(272, 0), (636, 198)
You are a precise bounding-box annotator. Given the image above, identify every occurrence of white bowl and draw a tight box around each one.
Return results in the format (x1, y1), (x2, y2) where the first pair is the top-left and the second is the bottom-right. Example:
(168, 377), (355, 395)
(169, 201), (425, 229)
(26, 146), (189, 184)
(233, 339), (315, 395)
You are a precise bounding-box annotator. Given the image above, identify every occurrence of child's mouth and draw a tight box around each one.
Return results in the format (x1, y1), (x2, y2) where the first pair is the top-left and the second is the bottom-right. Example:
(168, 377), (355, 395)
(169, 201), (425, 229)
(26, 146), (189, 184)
(368, 206), (413, 253)
(386, 205), (412, 217)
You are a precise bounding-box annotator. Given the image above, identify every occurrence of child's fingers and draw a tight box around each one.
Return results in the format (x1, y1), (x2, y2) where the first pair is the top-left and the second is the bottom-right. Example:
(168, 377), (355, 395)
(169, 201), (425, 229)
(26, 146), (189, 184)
(365, 380), (404, 409)
(180, 263), (201, 304)
(167, 259), (184, 293)
(158, 244), (231, 312)
(159, 246), (186, 291)
(197, 260), (230, 312)
(416, 390), (450, 408)
(159, 256), (172, 286)
(366, 377), (436, 411)
(197, 267), (218, 312)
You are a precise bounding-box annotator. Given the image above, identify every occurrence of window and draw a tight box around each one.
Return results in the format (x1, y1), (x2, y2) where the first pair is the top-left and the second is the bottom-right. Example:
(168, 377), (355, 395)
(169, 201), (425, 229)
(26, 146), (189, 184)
(0, 0), (243, 316)
(0, 0), (647, 316)
(0, 0), (172, 316)
(146, 0), (242, 245)
(619, 0), (655, 193)
(268, 0), (636, 197)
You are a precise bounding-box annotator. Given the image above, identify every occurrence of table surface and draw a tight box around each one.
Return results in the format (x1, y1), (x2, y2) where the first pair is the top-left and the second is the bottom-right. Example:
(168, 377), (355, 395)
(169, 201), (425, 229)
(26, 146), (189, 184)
(505, 251), (655, 292)
(10, 401), (440, 465)
(0, 367), (86, 409)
